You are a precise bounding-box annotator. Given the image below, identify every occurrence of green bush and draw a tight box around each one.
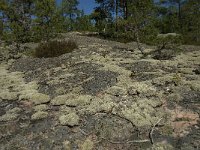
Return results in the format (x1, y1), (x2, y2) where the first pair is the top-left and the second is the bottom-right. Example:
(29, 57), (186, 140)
(34, 40), (78, 58)
(155, 33), (183, 50)
(151, 33), (183, 60)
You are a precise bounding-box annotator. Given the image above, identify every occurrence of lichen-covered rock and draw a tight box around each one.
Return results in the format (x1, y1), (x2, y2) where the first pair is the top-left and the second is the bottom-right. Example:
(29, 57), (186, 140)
(148, 143), (174, 150)
(7, 107), (22, 114)
(51, 95), (68, 106)
(0, 90), (18, 101)
(65, 95), (92, 107)
(152, 74), (174, 86)
(0, 107), (22, 121)
(81, 138), (94, 150)
(31, 111), (48, 120)
(121, 98), (164, 127)
(59, 105), (75, 114)
(33, 104), (49, 112)
(106, 86), (127, 96)
(20, 93), (50, 105)
(79, 94), (116, 115)
(187, 80), (200, 92)
(0, 113), (19, 121)
(63, 140), (72, 150)
(127, 82), (157, 96)
(59, 113), (79, 126)
(51, 94), (92, 106)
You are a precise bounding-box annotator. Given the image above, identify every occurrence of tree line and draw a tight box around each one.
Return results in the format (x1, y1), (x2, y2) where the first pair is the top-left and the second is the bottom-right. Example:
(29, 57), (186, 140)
(0, 0), (199, 45)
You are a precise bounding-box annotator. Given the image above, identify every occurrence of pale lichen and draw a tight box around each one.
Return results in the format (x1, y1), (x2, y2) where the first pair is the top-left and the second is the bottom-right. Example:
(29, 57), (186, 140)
(0, 113), (19, 121)
(148, 143), (174, 150)
(81, 138), (94, 150)
(127, 81), (157, 97)
(120, 98), (164, 127)
(31, 111), (48, 120)
(63, 140), (72, 150)
(59, 112), (79, 126)
(0, 90), (18, 101)
(33, 104), (49, 112)
(106, 86), (127, 96)
(80, 94), (116, 115)
(19, 93), (50, 105)
(51, 94), (92, 106)
(0, 107), (22, 121)
(59, 105), (75, 114)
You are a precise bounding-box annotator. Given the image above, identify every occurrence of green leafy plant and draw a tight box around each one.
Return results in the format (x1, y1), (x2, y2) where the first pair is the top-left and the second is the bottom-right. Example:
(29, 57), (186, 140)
(34, 40), (78, 58)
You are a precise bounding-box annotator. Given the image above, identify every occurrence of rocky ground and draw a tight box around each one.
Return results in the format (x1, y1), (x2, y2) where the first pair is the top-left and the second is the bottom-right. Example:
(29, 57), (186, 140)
(0, 32), (200, 150)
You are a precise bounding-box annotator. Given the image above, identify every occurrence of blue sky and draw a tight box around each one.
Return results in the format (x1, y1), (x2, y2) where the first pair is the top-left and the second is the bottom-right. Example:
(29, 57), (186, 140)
(78, 0), (97, 14)
(57, 0), (97, 15)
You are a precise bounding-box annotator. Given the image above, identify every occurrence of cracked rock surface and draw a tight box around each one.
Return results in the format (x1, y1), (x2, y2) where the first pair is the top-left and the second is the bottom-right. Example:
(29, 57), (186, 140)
(0, 32), (200, 149)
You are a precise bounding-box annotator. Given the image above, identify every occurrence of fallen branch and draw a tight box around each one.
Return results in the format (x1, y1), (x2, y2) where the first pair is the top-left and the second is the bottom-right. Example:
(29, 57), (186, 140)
(101, 137), (150, 144)
(149, 118), (163, 144)
(79, 128), (92, 136)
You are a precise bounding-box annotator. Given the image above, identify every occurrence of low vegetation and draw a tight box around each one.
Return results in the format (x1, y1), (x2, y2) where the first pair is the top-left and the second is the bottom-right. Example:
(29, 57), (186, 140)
(34, 40), (78, 58)
(155, 33), (183, 50)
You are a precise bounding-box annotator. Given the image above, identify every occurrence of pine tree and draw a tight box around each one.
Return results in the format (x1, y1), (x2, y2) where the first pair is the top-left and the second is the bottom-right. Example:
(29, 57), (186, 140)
(126, 0), (156, 52)
(74, 10), (95, 31)
(60, 0), (80, 31)
(181, 0), (200, 44)
(0, 0), (34, 47)
(33, 0), (60, 41)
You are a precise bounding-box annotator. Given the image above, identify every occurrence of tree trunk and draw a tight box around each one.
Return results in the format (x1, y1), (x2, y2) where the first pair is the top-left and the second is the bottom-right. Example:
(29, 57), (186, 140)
(134, 26), (144, 54)
(0, 19), (3, 37)
(123, 0), (128, 20)
(115, 0), (118, 31)
(178, 1), (182, 31)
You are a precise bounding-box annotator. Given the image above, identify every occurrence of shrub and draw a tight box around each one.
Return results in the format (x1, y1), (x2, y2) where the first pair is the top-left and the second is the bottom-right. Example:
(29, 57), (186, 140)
(151, 33), (183, 60)
(34, 40), (78, 58)
(155, 33), (183, 50)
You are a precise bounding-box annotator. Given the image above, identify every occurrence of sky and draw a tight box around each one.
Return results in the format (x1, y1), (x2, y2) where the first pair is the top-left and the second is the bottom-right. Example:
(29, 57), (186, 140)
(57, 0), (97, 15)
(78, 0), (97, 14)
